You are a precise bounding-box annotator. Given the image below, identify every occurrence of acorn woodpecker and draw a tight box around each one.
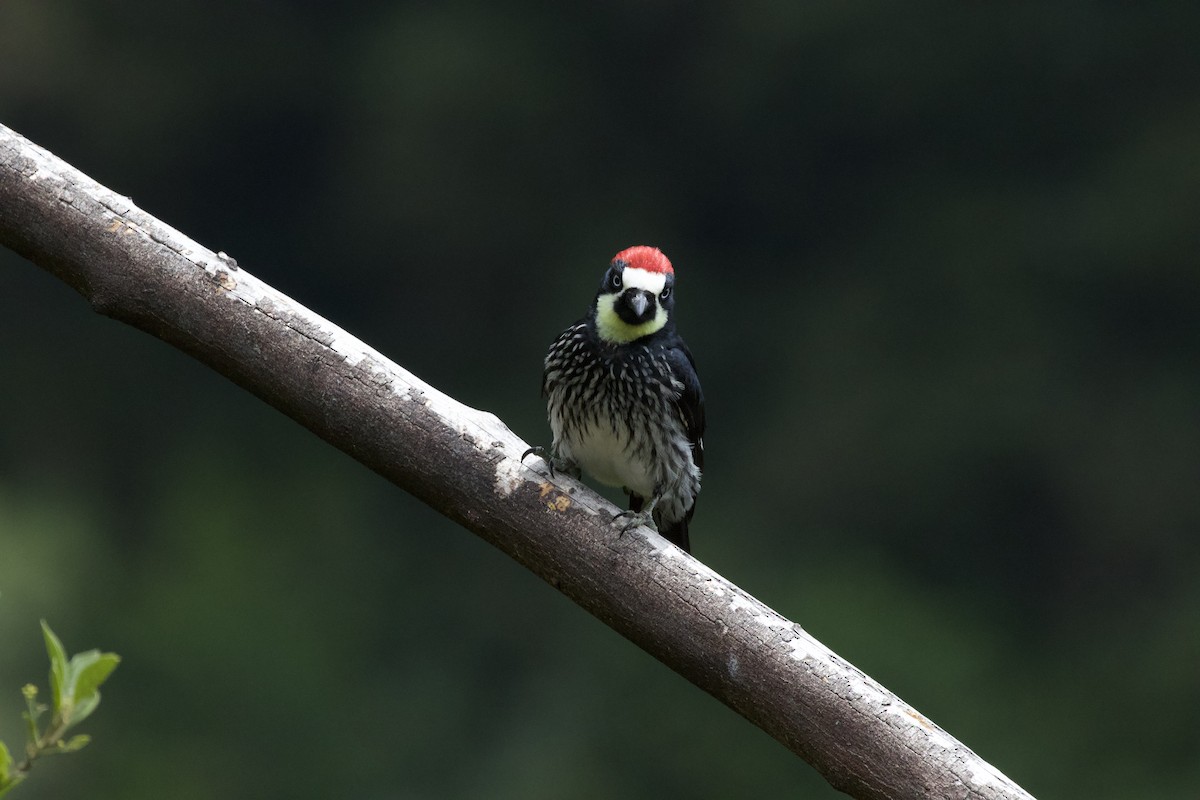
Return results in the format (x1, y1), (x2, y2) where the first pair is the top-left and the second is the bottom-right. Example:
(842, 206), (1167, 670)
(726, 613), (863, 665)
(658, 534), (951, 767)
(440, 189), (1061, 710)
(527, 246), (705, 553)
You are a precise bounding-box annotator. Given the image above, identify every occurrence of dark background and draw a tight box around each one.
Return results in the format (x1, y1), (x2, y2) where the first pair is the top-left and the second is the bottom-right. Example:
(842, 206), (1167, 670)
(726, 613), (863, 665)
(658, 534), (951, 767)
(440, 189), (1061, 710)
(2, 3), (1199, 798)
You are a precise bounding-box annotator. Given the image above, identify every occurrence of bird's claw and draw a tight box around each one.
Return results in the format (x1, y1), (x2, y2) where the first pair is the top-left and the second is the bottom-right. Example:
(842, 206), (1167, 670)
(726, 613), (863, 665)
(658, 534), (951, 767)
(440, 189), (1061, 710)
(612, 509), (655, 537)
(522, 447), (581, 480)
(521, 445), (555, 477)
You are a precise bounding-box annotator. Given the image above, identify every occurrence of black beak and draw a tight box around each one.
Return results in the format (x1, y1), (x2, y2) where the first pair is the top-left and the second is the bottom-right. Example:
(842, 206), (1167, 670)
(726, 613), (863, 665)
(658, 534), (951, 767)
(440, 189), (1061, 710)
(628, 291), (649, 319)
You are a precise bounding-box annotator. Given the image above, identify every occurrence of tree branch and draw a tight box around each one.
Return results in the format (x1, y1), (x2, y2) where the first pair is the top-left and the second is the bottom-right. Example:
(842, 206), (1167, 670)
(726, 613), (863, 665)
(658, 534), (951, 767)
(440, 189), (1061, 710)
(0, 122), (1034, 800)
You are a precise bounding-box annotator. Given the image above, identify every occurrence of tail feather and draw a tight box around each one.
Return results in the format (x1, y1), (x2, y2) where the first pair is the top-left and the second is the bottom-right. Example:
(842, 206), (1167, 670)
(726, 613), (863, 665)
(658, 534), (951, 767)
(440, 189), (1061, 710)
(658, 518), (691, 553)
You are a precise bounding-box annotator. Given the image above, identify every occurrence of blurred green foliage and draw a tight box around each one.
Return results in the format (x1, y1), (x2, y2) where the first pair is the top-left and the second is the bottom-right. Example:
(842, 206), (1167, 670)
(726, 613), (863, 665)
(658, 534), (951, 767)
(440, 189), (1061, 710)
(2, 2), (1199, 797)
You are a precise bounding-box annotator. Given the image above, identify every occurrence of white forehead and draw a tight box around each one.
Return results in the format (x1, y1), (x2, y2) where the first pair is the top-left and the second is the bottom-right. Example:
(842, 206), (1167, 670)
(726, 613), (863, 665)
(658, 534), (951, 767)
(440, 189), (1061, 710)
(621, 267), (667, 294)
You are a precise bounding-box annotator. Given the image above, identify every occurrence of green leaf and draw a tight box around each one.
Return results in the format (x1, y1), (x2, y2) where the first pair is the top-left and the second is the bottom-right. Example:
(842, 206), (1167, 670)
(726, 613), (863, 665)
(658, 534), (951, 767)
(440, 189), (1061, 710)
(40, 621), (69, 711)
(67, 694), (99, 729)
(61, 650), (120, 729)
(38, 622), (121, 729)
(0, 739), (11, 782)
(0, 741), (20, 799)
(60, 735), (90, 754)
(68, 651), (121, 706)
(0, 774), (23, 800)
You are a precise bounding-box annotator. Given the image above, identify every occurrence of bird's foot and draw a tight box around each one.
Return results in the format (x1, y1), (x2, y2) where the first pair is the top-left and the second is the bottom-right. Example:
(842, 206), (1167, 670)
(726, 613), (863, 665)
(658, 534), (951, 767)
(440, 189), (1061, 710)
(521, 445), (551, 474)
(521, 446), (579, 480)
(613, 497), (660, 537)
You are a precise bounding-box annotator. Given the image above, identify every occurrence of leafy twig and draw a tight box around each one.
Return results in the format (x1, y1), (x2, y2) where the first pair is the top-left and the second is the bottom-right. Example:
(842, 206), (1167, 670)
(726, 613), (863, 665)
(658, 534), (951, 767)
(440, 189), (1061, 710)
(0, 622), (119, 797)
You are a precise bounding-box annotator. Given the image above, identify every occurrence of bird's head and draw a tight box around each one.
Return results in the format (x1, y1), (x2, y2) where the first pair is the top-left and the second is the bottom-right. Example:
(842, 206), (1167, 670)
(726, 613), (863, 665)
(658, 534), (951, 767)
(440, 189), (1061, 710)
(593, 245), (676, 344)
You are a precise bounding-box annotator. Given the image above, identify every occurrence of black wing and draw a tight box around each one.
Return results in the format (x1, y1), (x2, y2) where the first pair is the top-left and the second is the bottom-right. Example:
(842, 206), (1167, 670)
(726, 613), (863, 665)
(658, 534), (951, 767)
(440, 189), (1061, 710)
(651, 338), (704, 553)
(665, 339), (705, 473)
(541, 320), (589, 397)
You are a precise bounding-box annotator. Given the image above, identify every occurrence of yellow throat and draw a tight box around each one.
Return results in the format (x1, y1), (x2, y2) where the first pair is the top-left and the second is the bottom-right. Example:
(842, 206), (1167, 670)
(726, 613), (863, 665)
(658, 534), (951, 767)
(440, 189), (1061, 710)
(595, 294), (668, 344)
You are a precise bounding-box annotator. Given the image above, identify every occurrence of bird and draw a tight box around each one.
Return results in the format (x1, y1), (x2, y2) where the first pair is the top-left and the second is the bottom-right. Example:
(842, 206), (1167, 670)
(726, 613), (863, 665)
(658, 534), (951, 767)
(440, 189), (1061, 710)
(526, 245), (705, 553)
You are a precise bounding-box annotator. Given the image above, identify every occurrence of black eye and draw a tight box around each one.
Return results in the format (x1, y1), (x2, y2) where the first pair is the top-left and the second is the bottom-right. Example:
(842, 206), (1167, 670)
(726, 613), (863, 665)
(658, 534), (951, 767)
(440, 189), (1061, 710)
(609, 272), (622, 289)
(660, 286), (672, 300)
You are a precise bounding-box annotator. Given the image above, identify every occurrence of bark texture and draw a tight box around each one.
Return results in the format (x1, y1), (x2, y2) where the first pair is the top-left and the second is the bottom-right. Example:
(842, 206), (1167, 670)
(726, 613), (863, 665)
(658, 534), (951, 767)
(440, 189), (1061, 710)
(0, 122), (1035, 800)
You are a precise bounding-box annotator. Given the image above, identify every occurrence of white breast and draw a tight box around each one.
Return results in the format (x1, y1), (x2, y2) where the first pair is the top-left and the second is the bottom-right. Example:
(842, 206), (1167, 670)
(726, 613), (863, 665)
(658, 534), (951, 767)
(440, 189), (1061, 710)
(558, 419), (656, 498)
